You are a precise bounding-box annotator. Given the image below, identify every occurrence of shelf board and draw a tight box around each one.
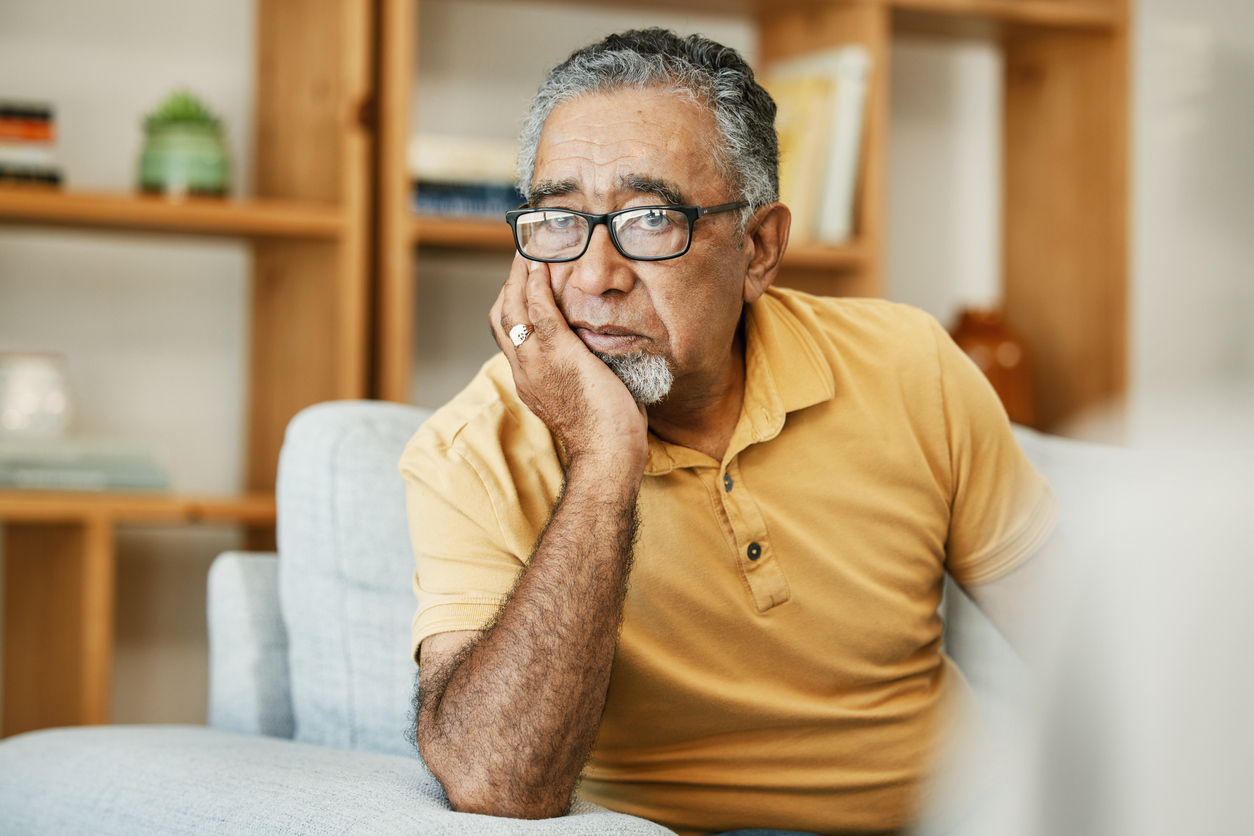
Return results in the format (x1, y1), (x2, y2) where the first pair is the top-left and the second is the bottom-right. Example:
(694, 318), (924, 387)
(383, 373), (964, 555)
(890, 0), (1119, 31)
(0, 490), (276, 525)
(412, 214), (514, 250)
(782, 240), (867, 272)
(547, 0), (754, 16)
(0, 186), (343, 240)
(530, 0), (1117, 30)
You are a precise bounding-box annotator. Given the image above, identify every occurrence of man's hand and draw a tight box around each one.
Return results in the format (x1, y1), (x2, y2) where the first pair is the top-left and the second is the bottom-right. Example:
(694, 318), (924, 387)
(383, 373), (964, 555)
(489, 254), (648, 470)
(416, 255), (647, 820)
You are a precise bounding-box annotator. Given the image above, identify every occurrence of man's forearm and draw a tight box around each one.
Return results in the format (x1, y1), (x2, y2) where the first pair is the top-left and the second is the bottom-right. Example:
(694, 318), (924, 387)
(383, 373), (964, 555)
(417, 456), (641, 818)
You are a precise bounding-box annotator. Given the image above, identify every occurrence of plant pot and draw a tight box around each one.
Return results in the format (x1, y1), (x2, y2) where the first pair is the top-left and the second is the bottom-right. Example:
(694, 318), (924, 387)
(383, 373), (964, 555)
(138, 123), (229, 196)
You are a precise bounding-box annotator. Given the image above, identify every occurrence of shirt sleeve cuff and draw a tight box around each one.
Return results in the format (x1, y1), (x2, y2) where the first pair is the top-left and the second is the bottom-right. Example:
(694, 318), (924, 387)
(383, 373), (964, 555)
(411, 599), (504, 662)
(951, 482), (1060, 587)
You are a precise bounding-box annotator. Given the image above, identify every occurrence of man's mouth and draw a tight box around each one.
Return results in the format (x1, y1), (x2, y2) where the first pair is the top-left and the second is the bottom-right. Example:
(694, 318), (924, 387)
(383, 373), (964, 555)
(571, 323), (645, 353)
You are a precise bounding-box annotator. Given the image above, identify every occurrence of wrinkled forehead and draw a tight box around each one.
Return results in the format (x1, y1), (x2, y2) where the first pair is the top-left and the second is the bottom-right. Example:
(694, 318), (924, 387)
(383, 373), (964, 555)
(531, 87), (726, 207)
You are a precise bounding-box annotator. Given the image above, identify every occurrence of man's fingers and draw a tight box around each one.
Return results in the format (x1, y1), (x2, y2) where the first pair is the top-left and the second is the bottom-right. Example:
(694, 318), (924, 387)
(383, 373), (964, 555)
(489, 281), (506, 344)
(488, 287), (515, 357)
(490, 254), (531, 353)
(499, 254), (531, 334)
(522, 259), (570, 348)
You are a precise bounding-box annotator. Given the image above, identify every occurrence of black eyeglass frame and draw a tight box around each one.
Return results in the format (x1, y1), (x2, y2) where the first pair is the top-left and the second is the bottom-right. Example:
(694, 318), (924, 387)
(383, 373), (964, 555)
(504, 201), (749, 263)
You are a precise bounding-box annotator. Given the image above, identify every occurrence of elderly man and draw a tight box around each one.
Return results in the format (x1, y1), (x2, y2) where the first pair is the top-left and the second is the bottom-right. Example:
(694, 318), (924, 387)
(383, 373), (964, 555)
(401, 28), (1057, 836)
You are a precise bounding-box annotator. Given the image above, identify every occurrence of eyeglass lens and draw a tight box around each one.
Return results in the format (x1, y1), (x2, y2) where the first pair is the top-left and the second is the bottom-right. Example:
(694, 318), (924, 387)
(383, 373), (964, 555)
(514, 208), (691, 261)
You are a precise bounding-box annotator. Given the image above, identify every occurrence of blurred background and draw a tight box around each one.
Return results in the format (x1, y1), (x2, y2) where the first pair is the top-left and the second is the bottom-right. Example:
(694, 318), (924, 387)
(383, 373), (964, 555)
(0, 0), (1249, 757)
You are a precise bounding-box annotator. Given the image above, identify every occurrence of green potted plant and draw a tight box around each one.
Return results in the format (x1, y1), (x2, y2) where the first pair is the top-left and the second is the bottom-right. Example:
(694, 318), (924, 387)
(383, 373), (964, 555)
(138, 90), (230, 197)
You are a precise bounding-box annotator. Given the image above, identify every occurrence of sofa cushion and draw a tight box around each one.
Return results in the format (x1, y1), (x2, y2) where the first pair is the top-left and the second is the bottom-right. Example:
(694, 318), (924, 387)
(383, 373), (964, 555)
(277, 400), (432, 757)
(0, 725), (676, 835)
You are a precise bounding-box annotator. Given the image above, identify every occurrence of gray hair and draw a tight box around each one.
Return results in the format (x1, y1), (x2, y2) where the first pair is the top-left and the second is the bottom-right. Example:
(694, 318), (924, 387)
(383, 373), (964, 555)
(516, 28), (778, 232)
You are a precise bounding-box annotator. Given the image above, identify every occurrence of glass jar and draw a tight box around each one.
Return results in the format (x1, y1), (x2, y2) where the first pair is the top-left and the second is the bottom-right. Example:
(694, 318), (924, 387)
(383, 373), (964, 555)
(0, 352), (73, 439)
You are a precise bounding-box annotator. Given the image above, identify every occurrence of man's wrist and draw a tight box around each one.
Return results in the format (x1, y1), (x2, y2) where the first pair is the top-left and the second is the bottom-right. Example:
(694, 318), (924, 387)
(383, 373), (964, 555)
(564, 448), (647, 491)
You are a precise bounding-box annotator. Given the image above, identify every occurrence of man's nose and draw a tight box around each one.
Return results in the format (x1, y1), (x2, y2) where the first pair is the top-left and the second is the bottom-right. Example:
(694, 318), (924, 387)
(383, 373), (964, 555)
(567, 223), (636, 296)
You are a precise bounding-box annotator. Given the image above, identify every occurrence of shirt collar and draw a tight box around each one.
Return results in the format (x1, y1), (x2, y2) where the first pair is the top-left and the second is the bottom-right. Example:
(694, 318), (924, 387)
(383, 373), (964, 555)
(645, 289), (835, 475)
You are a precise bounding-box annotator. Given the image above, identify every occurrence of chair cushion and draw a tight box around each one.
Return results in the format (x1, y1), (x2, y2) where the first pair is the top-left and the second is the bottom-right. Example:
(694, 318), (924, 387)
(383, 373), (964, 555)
(277, 400), (432, 757)
(0, 725), (676, 835)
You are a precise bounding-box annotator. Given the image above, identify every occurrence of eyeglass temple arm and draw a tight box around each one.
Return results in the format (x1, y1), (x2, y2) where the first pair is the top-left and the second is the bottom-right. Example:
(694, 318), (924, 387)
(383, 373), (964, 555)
(697, 201), (750, 218)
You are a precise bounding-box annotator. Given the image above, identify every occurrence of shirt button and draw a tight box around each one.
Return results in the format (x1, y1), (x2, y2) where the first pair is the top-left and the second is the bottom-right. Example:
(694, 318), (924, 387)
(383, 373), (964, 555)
(747, 542), (762, 561)
(723, 474), (733, 492)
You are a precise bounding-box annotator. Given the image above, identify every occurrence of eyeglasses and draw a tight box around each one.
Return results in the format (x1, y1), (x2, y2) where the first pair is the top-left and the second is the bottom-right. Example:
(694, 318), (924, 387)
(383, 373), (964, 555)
(505, 201), (749, 263)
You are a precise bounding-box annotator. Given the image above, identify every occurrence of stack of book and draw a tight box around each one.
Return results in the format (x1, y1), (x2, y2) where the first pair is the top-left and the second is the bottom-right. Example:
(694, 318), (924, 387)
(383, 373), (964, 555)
(0, 101), (61, 186)
(0, 438), (169, 491)
(410, 134), (524, 219)
(763, 46), (871, 246)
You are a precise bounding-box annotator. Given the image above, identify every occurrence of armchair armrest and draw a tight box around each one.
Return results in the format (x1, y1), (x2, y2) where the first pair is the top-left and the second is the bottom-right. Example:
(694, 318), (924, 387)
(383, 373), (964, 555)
(207, 551), (294, 738)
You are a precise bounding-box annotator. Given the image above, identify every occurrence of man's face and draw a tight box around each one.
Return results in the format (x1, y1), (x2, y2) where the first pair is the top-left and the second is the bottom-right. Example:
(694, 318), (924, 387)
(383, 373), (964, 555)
(530, 87), (753, 403)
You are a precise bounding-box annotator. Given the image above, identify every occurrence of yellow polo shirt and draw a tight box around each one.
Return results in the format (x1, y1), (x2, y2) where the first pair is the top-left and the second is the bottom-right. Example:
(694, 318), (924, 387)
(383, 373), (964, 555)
(401, 287), (1057, 836)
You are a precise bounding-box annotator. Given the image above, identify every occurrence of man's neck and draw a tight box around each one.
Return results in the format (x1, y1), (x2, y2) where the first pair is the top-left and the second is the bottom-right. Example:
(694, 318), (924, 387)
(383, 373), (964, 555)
(647, 327), (746, 464)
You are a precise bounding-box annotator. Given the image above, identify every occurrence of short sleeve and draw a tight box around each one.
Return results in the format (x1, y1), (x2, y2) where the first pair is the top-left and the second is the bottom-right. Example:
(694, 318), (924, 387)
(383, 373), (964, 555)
(932, 319), (1058, 586)
(401, 440), (523, 661)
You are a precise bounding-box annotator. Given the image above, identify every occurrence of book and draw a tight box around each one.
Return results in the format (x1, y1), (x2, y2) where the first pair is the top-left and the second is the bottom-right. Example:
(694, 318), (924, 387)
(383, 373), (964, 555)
(412, 180), (525, 218)
(765, 46), (871, 245)
(408, 134), (517, 184)
(0, 103), (55, 141)
(408, 133), (522, 219)
(0, 101), (61, 185)
(0, 163), (60, 186)
(0, 438), (170, 491)
(761, 74), (834, 244)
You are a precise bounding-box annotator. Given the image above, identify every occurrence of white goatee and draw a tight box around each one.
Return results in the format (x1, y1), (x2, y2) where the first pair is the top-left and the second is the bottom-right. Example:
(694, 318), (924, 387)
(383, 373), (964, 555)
(592, 350), (674, 405)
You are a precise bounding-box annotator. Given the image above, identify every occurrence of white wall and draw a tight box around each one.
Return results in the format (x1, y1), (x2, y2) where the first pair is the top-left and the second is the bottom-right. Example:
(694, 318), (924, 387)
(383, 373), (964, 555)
(1134, 0), (1254, 388)
(1112, 0), (1254, 446)
(0, 0), (254, 724)
(886, 37), (1003, 330)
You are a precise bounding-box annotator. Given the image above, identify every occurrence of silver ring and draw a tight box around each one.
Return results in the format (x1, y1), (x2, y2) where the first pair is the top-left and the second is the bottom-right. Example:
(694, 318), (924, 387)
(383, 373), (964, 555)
(509, 323), (532, 348)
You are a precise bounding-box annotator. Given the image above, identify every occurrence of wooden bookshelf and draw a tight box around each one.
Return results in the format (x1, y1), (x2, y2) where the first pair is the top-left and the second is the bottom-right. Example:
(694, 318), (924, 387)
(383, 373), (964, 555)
(0, 490), (276, 738)
(377, 0), (1128, 431)
(0, 0), (374, 737)
(0, 0), (374, 495)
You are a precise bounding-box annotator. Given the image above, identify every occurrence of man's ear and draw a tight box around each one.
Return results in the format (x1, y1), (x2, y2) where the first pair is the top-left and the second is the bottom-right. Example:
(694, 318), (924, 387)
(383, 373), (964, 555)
(742, 202), (791, 304)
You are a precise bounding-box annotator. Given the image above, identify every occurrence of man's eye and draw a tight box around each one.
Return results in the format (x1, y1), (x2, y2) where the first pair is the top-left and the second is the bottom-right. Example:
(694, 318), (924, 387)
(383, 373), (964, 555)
(621, 209), (673, 232)
(544, 213), (576, 229)
(639, 211), (670, 230)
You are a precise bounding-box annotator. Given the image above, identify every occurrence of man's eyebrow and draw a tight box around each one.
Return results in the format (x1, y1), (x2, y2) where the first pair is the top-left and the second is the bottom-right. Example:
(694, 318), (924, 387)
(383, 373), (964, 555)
(528, 175), (687, 207)
(622, 175), (686, 206)
(528, 180), (579, 205)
